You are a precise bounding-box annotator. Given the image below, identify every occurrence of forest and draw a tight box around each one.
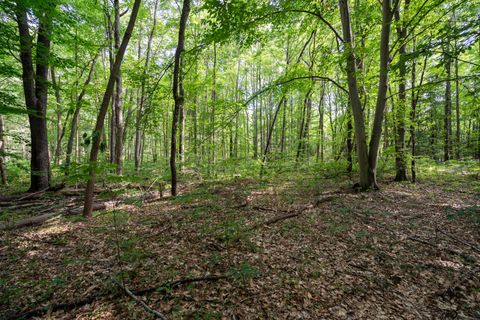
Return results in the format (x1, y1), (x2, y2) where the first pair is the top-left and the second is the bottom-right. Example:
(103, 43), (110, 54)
(0, 0), (479, 318)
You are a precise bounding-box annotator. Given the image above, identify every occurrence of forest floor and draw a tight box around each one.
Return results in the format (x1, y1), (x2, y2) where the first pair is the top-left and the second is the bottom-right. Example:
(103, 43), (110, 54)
(1, 163), (479, 319)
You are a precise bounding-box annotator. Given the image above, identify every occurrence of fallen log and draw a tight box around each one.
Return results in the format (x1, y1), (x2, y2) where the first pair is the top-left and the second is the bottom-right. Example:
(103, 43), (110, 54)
(0, 202), (115, 230)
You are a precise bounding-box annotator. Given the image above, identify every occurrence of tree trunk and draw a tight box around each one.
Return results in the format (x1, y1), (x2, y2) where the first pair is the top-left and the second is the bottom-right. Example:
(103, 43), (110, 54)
(51, 66), (63, 166)
(170, 0), (190, 196)
(261, 96), (285, 173)
(113, 0), (124, 175)
(394, 1), (408, 181)
(135, 0), (158, 172)
(444, 48), (452, 162)
(366, 0), (393, 188)
(16, 1), (53, 191)
(338, 0), (370, 188)
(0, 115), (7, 185)
(83, 0), (142, 217)
(454, 56), (460, 159)
(339, 0), (392, 189)
(65, 54), (99, 174)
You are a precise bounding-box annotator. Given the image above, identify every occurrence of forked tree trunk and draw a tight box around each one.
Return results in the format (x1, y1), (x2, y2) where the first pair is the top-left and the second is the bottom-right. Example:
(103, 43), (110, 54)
(367, 0), (393, 188)
(16, 1), (53, 191)
(339, 0), (393, 189)
(170, 0), (191, 196)
(83, 0), (142, 217)
(338, 0), (370, 187)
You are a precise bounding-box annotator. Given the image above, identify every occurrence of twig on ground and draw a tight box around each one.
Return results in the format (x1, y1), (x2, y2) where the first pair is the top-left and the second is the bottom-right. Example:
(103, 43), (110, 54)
(436, 227), (480, 254)
(112, 278), (168, 320)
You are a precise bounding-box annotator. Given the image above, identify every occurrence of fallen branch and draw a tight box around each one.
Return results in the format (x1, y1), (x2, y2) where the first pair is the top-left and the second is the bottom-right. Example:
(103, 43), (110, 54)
(247, 195), (335, 231)
(112, 279), (167, 320)
(0, 202), (115, 230)
(436, 228), (480, 254)
(2, 274), (227, 320)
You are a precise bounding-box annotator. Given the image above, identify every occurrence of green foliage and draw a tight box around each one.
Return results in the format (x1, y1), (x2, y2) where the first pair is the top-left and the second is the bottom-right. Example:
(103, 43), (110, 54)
(226, 262), (261, 281)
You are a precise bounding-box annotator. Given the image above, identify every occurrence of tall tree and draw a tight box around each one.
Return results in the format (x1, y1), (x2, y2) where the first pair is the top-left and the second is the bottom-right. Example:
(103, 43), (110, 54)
(171, 0), (191, 196)
(83, 0), (142, 217)
(15, 0), (55, 191)
(338, 0), (394, 189)
(0, 115), (6, 185)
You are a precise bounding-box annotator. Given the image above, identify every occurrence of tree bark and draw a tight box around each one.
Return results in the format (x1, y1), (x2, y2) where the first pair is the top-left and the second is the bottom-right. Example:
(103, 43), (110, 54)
(367, 0), (393, 188)
(444, 47), (452, 162)
(0, 115), (7, 185)
(16, 1), (53, 191)
(51, 66), (63, 166)
(65, 53), (99, 174)
(339, 0), (393, 189)
(113, 0), (124, 175)
(83, 0), (142, 217)
(170, 0), (191, 196)
(338, 0), (370, 188)
(394, 1), (408, 181)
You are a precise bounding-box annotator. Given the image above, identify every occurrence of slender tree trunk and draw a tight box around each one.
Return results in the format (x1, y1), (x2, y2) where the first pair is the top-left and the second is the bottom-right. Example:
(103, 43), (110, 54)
(0, 115), (7, 185)
(16, 1), (53, 191)
(346, 106), (353, 173)
(211, 43), (217, 171)
(366, 0), (393, 188)
(113, 0), (124, 174)
(444, 48), (452, 162)
(135, 0), (158, 172)
(65, 54), (98, 174)
(394, 1), (408, 181)
(280, 96), (287, 154)
(170, 0), (190, 196)
(317, 91), (325, 162)
(455, 56), (460, 159)
(51, 66), (63, 166)
(261, 96), (285, 173)
(83, 0), (142, 217)
(338, 0), (370, 188)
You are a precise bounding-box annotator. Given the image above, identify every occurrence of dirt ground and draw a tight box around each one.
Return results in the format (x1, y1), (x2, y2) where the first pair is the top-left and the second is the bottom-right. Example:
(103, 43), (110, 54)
(1, 171), (479, 319)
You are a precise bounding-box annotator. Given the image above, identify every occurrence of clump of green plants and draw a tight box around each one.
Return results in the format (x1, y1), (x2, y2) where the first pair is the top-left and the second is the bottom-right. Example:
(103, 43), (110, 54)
(226, 262), (261, 281)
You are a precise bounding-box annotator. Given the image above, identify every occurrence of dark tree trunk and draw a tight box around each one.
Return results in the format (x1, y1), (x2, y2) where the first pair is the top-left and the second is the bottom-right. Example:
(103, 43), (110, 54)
(16, 1), (53, 191)
(170, 0), (190, 196)
(83, 0), (142, 217)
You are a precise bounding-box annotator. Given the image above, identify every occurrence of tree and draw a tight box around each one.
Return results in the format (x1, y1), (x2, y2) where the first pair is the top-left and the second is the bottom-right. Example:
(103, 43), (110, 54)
(83, 0), (143, 217)
(15, 0), (55, 191)
(338, 0), (394, 189)
(171, 0), (191, 196)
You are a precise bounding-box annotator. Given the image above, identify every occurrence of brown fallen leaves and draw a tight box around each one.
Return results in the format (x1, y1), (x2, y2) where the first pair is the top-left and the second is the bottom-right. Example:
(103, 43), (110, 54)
(0, 175), (479, 319)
